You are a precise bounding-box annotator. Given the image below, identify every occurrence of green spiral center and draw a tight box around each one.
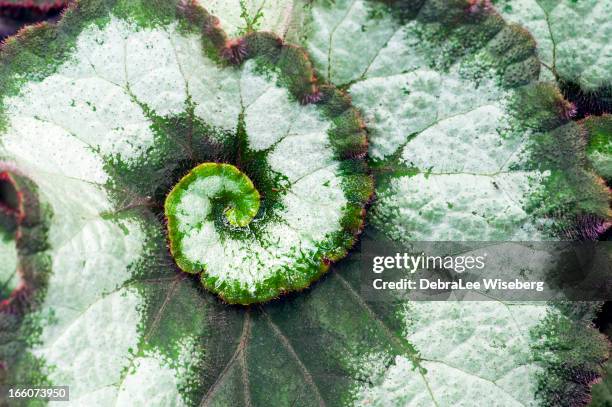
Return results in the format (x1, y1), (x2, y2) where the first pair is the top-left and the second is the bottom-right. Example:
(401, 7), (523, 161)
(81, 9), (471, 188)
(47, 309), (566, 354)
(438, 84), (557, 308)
(165, 162), (260, 232)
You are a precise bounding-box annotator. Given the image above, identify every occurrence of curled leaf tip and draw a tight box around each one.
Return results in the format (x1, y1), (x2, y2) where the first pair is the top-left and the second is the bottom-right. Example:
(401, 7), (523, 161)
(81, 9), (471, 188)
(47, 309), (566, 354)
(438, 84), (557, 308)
(166, 162), (260, 232)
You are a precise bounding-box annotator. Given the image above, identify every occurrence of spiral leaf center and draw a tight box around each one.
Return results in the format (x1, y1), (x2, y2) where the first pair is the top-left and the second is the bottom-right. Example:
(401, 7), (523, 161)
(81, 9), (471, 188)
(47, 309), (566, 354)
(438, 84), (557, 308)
(166, 163), (260, 229)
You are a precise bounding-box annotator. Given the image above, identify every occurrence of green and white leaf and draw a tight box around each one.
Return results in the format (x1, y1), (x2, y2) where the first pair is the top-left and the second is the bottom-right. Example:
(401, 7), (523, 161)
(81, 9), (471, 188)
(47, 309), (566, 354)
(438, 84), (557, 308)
(0, 228), (18, 299)
(494, 0), (612, 92)
(0, 0), (607, 405)
(1, 0), (371, 304)
(0, 0), (375, 405)
(294, 0), (610, 404)
(296, 0), (609, 238)
(200, 0), (295, 37)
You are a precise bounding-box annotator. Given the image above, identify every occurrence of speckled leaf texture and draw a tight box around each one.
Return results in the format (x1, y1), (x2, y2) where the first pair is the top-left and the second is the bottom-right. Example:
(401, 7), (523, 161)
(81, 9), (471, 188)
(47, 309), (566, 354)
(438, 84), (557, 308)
(200, 0), (296, 38)
(493, 0), (611, 103)
(290, 0), (611, 405)
(581, 114), (612, 183)
(0, 0), (610, 406)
